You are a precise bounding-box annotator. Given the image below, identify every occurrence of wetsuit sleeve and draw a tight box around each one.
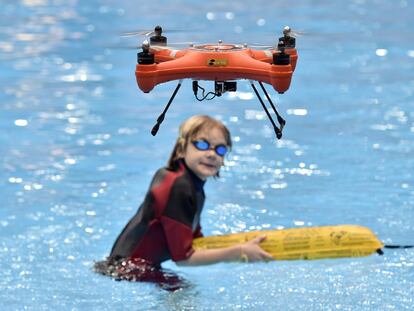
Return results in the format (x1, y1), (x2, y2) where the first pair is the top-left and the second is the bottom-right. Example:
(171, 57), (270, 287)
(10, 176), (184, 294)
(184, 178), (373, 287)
(160, 179), (197, 262)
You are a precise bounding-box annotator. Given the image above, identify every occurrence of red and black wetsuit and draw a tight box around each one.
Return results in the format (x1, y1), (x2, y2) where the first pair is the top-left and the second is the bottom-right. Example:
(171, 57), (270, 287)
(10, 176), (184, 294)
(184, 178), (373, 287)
(109, 160), (205, 266)
(93, 161), (205, 289)
(110, 162), (205, 265)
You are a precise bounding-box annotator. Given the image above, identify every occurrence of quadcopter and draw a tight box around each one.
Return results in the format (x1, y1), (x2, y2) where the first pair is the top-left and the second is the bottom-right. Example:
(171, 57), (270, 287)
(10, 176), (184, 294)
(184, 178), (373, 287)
(133, 25), (298, 139)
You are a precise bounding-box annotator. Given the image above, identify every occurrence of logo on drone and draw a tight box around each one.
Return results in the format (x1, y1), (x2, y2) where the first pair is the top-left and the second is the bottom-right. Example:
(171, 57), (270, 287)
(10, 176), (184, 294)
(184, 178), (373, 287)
(207, 58), (228, 67)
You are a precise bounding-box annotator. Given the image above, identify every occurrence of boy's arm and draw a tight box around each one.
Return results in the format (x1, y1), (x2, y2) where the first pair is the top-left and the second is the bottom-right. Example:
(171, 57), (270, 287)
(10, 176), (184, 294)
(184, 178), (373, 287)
(176, 245), (242, 266)
(176, 235), (273, 266)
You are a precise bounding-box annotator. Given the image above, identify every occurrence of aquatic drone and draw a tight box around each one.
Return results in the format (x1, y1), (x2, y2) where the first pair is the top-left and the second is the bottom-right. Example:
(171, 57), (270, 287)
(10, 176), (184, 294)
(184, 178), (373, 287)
(133, 25), (298, 138)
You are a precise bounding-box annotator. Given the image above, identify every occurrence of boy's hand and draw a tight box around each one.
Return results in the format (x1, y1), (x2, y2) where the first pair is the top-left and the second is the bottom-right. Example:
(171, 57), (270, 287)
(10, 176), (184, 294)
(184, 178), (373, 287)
(240, 235), (274, 262)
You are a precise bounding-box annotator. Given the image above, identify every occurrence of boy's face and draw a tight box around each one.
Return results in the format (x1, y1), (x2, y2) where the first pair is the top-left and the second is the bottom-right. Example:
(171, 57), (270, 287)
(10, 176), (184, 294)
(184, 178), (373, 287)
(182, 127), (227, 180)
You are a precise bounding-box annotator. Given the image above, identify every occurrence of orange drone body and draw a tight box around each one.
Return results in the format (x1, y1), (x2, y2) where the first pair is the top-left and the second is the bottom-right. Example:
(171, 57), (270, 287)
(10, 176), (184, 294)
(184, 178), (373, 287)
(135, 44), (298, 94)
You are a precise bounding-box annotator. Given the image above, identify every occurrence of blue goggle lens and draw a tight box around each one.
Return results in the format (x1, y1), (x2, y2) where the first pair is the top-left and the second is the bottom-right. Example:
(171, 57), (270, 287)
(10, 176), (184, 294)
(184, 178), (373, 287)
(215, 145), (228, 156)
(193, 140), (209, 150)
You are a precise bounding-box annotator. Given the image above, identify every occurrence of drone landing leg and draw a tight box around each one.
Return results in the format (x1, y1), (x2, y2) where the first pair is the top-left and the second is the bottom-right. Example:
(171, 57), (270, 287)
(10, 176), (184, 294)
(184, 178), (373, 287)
(258, 82), (286, 133)
(250, 82), (283, 139)
(151, 81), (182, 136)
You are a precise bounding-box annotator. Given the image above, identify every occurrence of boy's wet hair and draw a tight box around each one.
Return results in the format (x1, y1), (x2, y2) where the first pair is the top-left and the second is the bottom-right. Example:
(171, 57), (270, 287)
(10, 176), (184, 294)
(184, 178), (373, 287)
(167, 115), (232, 175)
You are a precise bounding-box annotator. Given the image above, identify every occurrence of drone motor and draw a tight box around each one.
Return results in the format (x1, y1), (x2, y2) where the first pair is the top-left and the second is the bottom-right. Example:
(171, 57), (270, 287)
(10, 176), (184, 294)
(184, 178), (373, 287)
(149, 25), (167, 46)
(137, 40), (155, 64)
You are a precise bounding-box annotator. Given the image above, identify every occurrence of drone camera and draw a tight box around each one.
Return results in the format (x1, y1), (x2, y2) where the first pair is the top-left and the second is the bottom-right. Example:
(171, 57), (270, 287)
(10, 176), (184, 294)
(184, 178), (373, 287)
(215, 81), (237, 96)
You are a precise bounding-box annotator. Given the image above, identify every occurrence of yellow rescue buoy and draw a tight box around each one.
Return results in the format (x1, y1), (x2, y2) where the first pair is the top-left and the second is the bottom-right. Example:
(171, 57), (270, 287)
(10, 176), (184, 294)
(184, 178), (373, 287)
(192, 225), (384, 260)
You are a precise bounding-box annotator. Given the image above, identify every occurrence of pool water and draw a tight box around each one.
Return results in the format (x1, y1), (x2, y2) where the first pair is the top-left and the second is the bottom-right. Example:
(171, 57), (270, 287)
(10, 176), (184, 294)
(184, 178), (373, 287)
(1, 0), (413, 310)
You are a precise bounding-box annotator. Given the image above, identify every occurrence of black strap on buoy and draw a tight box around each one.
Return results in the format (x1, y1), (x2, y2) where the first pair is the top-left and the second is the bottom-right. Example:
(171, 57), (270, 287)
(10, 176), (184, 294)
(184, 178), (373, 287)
(377, 244), (414, 256)
(384, 244), (414, 249)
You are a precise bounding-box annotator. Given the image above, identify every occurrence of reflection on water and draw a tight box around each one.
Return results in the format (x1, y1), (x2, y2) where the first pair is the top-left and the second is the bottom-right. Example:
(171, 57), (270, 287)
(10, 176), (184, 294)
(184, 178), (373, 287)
(1, 0), (414, 310)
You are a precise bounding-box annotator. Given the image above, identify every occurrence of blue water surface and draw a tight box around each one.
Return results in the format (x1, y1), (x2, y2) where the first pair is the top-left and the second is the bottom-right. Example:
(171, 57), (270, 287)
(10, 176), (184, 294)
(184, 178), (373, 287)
(1, 0), (413, 310)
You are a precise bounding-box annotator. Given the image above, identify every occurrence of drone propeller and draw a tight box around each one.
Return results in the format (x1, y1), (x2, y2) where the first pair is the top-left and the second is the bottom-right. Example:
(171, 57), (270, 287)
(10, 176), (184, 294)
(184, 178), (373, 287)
(245, 43), (275, 49)
(111, 41), (198, 51)
(152, 41), (198, 48)
(121, 25), (194, 38)
(118, 42), (283, 51)
(230, 26), (300, 50)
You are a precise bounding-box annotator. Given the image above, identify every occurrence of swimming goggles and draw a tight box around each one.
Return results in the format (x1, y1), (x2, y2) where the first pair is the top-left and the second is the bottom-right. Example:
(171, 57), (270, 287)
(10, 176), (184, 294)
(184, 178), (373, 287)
(192, 140), (228, 157)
